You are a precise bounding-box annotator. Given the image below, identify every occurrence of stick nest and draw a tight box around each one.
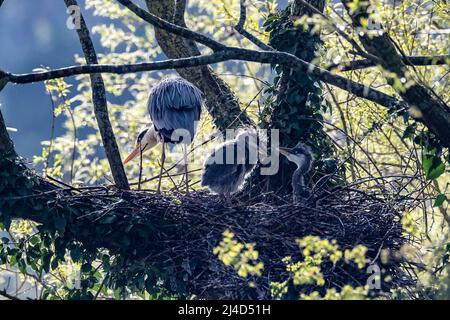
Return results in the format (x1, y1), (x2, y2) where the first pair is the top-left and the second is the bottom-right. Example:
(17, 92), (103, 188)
(45, 183), (413, 299)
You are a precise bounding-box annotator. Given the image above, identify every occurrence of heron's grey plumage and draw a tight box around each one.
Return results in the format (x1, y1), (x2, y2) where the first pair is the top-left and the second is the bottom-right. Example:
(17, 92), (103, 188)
(201, 129), (258, 195)
(284, 143), (313, 203)
(148, 77), (203, 144)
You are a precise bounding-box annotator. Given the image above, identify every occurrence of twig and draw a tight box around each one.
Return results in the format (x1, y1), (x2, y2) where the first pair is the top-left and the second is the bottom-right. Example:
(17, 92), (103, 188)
(0, 289), (21, 300)
(329, 55), (450, 71)
(235, 0), (274, 51)
(116, 0), (225, 51)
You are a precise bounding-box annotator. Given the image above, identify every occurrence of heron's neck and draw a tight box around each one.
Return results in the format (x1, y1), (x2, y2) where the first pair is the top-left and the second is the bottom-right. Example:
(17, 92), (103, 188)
(292, 166), (310, 203)
(292, 168), (305, 190)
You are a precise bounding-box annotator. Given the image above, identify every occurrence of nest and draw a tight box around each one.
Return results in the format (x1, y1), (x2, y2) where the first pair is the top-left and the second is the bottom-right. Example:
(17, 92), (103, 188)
(42, 182), (413, 299)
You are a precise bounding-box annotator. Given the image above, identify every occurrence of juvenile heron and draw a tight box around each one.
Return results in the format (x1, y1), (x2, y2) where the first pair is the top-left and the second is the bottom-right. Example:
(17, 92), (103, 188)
(279, 143), (313, 203)
(123, 77), (203, 193)
(201, 129), (258, 196)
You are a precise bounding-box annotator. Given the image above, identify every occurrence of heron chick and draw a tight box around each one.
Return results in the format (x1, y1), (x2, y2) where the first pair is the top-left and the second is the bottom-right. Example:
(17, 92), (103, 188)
(279, 143), (313, 203)
(201, 129), (258, 196)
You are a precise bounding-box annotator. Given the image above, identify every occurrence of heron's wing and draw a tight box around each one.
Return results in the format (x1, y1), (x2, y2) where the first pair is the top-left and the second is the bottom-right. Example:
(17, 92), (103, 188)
(148, 77), (203, 143)
(201, 140), (256, 194)
(201, 161), (245, 193)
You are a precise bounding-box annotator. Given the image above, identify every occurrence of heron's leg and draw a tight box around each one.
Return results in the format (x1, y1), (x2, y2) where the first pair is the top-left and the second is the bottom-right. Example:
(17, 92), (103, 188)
(183, 145), (189, 194)
(157, 141), (166, 194)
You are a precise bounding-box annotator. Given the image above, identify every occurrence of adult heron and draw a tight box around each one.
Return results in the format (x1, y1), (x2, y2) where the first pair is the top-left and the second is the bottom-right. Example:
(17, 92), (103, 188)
(279, 143), (314, 203)
(123, 77), (203, 193)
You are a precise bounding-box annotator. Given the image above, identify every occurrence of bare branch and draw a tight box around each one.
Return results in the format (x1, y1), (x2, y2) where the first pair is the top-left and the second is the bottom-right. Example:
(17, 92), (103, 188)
(235, 0), (274, 51)
(3, 49), (399, 109)
(341, 0), (450, 148)
(296, 0), (381, 63)
(116, 0), (225, 51)
(330, 55), (450, 72)
(64, 0), (129, 190)
(0, 289), (21, 300)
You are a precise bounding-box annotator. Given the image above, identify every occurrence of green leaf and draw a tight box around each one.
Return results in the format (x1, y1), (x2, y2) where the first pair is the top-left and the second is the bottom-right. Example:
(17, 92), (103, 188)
(433, 194), (447, 207)
(423, 153), (445, 180)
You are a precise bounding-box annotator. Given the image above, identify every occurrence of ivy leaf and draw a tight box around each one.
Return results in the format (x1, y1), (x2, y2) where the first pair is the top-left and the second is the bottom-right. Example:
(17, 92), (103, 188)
(423, 153), (445, 180)
(433, 194), (447, 207)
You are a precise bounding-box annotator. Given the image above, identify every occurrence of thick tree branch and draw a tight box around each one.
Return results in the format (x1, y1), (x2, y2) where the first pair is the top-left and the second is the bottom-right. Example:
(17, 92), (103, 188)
(64, 0), (129, 190)
(342, 0), (450, 147)
(0, 109), (15, 155)
(1, 49), (398, 110)
(330, 55), (450, 72)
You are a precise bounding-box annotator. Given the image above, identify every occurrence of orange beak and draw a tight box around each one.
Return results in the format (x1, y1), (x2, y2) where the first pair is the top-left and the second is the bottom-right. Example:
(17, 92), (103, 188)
(123, 146), (142, 165)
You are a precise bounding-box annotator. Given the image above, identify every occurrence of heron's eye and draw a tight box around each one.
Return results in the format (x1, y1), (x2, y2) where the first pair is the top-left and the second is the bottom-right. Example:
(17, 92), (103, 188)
(136, 128), (149, 144)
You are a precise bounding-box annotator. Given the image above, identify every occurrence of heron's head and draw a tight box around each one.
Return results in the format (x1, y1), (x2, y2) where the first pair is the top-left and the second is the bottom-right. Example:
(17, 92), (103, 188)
(123, 125), (159, 165)
(279, 143), (313, 168)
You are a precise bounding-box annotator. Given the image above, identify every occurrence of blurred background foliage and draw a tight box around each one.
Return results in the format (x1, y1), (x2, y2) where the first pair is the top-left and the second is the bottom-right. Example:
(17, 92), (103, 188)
(0, 0), (449, 299)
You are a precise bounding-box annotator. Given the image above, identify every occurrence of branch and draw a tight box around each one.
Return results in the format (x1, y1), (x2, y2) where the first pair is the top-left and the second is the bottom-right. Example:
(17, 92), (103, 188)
(116, 0), (225, 51)
(235, 0), (274, 51)
(0, 102), (16, 156)
(116, 0), (398, 121)
(64, 0), (129, 190)
(0, 289), (21, 301)
(330, 55), (450, 72)
(0, 0), (13, 156)
(296, 0), (381, 64)
(342, 0), (450, 148)
(2, 49), (399, 109)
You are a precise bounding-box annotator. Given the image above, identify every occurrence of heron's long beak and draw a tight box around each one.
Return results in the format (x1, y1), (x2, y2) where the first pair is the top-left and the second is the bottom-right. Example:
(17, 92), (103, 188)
(278, 147), (292, 157)
(123, 146), (142, 165)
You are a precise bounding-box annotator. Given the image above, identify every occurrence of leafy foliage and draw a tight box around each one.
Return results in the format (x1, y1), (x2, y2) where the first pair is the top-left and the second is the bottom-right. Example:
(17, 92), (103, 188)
(213, 229), (264, 278)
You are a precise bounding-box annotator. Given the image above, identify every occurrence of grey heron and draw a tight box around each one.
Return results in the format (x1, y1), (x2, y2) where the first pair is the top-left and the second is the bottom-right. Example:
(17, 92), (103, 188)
(201, 128), (258, 196)
(279, 143), (314, 203)
(123, 77), (203, 193)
